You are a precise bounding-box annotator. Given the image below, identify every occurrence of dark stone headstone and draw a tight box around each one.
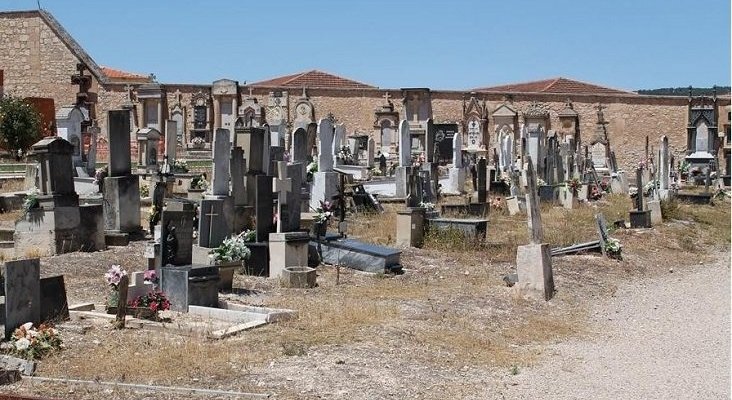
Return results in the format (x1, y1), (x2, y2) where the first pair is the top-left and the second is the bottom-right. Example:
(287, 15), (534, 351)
(107, 110), (131, 177)
(198, 198), (226, 248)
(160, 264), (220, 312)
(161, 204), (195, 265)
(281, 163), (303, 232)
(255, 175), (274, 242)
(3, 259), (40, 338)
(39, 275), (69, 322)
(477, 157), (487, 203)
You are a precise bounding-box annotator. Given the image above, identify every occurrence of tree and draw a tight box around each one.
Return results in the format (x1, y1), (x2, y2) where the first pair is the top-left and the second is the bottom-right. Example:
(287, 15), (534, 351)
(0, 96), (41, 160)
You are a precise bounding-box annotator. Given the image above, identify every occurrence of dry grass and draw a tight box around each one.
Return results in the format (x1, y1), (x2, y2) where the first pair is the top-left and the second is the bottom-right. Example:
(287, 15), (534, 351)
(0, 177), (25, 193)
(0, 209), (21, 223)
(347, 204), (398, 246)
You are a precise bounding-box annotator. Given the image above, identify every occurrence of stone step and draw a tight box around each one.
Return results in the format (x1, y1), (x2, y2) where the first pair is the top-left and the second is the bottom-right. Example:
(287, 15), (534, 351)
(0, 240), (14, 249)
(0, 228), (14, 242)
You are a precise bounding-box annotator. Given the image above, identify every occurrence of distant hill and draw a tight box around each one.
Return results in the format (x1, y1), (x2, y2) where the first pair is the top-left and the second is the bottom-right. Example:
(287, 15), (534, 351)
(636, 87), (731, 96)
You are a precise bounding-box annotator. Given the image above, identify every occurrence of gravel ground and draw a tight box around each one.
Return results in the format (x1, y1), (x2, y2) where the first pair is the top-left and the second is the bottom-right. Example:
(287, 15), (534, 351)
(497, 253), (730, 400)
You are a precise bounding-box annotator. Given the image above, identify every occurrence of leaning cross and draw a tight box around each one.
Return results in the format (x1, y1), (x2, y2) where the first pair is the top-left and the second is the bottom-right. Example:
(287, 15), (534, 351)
(205, 204), (219, 246)
(272, 161), (292, 233)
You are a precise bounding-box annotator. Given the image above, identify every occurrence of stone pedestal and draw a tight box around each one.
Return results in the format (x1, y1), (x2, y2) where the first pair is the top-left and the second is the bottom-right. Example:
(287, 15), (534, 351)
(14, 206), (81, 257)
(394, 166), (409, 198)
(506, 196), (521, 216)
(446, 167), (465, 194)
(514, 243), (554, 301)
(281, 266), (317, 288)
(103, 175), (141, 233)
(629, 210), (652, 229)
(647, 200), (663, 226)
(558, 187), (577, 210)
(309, 171), (339, 212)
(396, 207), (425, 248)
(268, 232), (310, 279)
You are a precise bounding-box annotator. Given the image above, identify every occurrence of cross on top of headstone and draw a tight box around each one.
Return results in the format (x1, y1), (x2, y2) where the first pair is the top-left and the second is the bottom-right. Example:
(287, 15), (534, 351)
(273, 161), (292, 233)
(205, 204), (219, 247)
(383, 92), (391, 103)
(248, 86), (254, 98)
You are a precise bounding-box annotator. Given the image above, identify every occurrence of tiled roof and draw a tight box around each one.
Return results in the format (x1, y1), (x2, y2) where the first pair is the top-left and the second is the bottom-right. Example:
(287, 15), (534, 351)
(250, 70), (376, 89)
(101, 66), (151, 82)
(474, 77), (635, 96)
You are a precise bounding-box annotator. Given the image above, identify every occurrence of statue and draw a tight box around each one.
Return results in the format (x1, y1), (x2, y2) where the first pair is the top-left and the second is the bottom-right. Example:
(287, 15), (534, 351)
(163, 224), (178, 266)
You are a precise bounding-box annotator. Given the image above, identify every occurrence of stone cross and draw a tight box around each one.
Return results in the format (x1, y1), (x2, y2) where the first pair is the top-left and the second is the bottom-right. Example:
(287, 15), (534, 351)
(523, 156), (544, 244)
(383, 92), (391, 103)
(248, 87), (254, 98)
(273, 161), (292, 233)
(204, 204), (219, 246)
(635, 167), (644, 211)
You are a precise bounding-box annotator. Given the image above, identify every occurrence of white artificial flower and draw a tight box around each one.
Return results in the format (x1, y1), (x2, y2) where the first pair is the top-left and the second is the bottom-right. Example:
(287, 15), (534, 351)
(15, 337), (30, 351)
(21, 322), (33, 330)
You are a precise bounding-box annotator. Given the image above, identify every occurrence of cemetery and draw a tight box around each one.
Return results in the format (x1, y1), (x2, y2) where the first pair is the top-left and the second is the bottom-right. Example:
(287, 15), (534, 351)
(0, 6), (728, 400)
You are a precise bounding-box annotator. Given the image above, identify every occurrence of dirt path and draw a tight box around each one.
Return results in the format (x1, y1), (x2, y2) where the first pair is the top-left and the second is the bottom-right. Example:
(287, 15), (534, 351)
(498, 254), (731, 400)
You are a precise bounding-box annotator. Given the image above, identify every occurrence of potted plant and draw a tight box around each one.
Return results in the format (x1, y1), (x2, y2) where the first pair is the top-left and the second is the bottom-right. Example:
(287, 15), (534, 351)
(603, 238), (623, 260)
(312, 200), (334, 237)
(306, 161), (318, 182)
(209, 231), (253, 291)
(104, 264), (128, 313)
(171, 159), (189, 174)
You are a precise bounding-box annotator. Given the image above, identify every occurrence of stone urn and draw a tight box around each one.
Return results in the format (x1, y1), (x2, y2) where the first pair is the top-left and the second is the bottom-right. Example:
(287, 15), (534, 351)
(281, 266), (317, 288)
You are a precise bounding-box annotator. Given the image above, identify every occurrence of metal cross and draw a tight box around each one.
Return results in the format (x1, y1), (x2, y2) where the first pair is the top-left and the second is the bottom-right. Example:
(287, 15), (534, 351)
(272, 161), (292, 233)
(204, 204), (219, 245)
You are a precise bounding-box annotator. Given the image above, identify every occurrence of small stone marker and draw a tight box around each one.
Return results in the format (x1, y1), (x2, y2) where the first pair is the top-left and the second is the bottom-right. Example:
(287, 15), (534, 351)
(114, 274), (129, 329)
(3, 259), (41, 338)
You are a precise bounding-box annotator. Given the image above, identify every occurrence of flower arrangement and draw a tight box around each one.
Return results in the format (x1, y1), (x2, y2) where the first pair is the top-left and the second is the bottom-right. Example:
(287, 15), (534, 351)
(489, 197), (503, 211)
(22, 187), (40, 214)
(143, 269), (158, 286)
(314, 200), (334, 224)
(140, 182), (150, 198)
(209, 232), (252, 264)
(306, 161), (318, 182)
(240, 229), (256, 242)
(172, 159), (189, 173)
(643, 180), (658, 196)
(190, 137), (206, 147)
(419, 201), (435, 210)
(537, 178), (547, 186)
(105, 264), (128, 308)
(128, 290), (171, 313)
(93, 166), (108, 185)
(9, 322), (62, 360)
(191, 175), (208, 190)
(337, 146), (355, 165)
(566, 178), (581, 192)
(603, 238), (622, 260)
(371, 167), (382, 176)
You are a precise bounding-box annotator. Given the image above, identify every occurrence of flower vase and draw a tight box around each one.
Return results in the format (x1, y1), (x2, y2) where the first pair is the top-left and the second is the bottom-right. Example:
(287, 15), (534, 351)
(311, 221), (327, 237)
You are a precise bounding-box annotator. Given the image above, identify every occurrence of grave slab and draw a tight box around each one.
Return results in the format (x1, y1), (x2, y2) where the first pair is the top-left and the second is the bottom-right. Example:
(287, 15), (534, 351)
(316, 238), (401, 273)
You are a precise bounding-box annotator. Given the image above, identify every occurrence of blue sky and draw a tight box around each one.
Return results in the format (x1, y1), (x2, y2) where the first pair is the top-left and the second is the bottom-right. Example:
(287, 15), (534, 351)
(4, 0), (730, 90)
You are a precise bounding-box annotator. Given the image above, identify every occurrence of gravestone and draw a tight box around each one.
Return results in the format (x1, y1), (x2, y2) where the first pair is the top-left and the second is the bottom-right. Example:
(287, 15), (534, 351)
(165, 120), (177, 163)
(39, 275), (69, 322)
(255, 174), (274, 242)
(591, 142), (608, 169)
(514, 156), (554, 301)
(160, 265), (220, 312)
(395, 120), (411, 198)
(230, 147), (246, 206)
(103, 111), (141, 235)
(236, 127), (266, 205)
(284, 163), (303, 232)
(211, 129), (231, 197)
(55, 106), (85, 169)
(310, 118), (339, 211)
(197, 199), (226, 248)
(629, 167), (651, 228)
(477, 157), (487, 203)
(161, 201), (196, 266)
(292, 127), (308, 180)
(366, 137), (375, 167)
(446, 133), (465, 194)
(3, 259), (40, 338)
(659, 135), (670, 198)
(273, 161), (292, 234)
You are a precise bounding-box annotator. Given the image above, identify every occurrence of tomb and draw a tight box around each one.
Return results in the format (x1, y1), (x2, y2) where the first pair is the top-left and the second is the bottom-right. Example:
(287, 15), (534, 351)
(685, 91), (719, 176)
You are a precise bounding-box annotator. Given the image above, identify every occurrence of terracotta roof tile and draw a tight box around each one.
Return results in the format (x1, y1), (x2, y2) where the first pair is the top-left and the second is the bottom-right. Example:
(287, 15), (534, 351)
(474, 77), (635, 96)
(251, 70), (376, 89)
(101, 66), (152, 82)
